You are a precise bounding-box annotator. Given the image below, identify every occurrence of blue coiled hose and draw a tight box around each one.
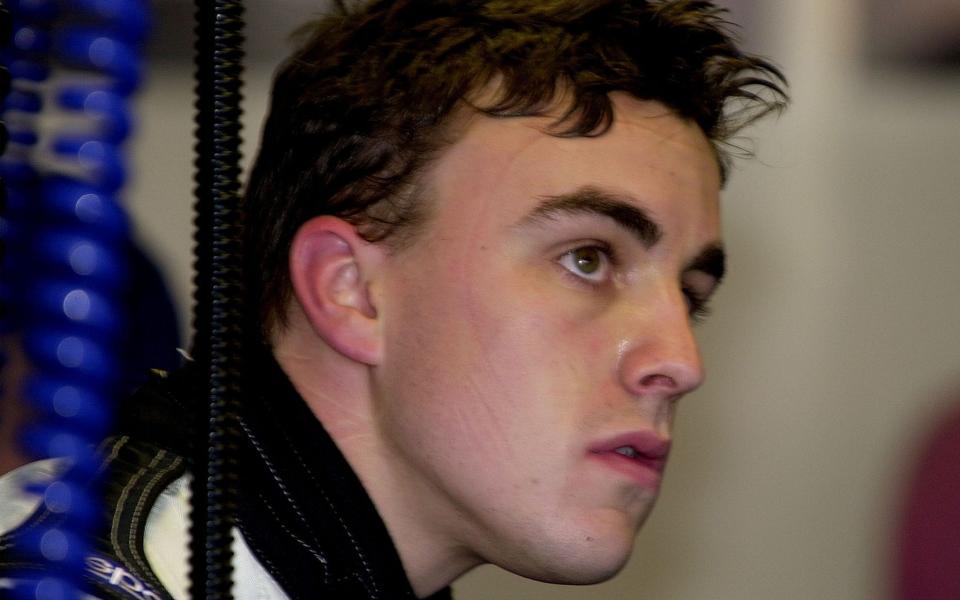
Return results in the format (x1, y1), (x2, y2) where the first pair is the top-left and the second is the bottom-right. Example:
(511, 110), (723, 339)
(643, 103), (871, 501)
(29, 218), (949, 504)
(0, 0), (12, 469)
(0, 0), (149, 598)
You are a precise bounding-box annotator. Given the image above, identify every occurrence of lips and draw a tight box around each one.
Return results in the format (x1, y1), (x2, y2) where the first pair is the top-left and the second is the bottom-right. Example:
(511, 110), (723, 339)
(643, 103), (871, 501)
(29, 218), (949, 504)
(588, 431), (671, 488)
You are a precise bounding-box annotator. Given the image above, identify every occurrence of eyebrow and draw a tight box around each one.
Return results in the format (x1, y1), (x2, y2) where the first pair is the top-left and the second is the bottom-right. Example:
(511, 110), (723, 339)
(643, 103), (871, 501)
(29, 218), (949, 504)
(520, 186), (662, 248)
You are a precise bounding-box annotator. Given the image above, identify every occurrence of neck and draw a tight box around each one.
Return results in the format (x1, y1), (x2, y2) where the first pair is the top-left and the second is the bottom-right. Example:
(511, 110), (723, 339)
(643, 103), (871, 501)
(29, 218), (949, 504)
(272, 314), (481, 597)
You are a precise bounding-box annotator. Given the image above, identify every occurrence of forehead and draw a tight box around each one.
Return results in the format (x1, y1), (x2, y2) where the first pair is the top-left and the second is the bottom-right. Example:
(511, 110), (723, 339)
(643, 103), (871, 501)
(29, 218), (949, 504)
(419, 96), (722, 247)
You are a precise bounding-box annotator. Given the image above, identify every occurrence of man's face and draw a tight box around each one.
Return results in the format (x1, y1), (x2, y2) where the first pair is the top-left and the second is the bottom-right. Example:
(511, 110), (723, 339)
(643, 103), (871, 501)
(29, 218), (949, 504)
(373, 95), (722, 583)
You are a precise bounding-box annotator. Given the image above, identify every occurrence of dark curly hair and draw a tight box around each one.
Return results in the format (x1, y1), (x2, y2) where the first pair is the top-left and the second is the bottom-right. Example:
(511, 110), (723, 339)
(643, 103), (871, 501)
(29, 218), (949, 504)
(245, 0), (787, 336)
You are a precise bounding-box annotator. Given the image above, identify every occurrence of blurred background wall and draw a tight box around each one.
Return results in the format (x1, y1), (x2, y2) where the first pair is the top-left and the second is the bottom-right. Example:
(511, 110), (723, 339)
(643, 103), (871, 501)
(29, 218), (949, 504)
(125, 1), (960, 598)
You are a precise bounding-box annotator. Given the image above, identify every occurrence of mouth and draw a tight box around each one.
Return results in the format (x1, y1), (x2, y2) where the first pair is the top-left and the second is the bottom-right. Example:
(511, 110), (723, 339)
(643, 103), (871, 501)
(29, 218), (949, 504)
(588, 432), (671, 489)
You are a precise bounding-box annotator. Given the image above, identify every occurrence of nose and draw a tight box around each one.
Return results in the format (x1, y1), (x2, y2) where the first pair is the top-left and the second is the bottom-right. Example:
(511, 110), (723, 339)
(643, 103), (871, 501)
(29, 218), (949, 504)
(617, 292), (705, 400)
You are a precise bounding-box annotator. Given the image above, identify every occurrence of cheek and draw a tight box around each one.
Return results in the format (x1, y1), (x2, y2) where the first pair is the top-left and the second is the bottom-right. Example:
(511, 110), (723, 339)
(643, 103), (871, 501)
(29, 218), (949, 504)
(380, 231), (627, 460)
(378, 256), (509, 442)
(382, 256), (577, 463)
(450, 279), (616, 466)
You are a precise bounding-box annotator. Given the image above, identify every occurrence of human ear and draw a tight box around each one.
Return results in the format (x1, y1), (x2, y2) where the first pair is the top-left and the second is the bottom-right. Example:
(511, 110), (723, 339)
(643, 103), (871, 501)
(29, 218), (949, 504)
(288, 216), (383, 365)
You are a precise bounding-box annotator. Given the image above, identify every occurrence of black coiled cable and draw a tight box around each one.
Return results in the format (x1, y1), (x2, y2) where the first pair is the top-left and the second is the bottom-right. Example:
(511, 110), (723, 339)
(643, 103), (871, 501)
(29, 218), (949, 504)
(190, 1), (245, 599)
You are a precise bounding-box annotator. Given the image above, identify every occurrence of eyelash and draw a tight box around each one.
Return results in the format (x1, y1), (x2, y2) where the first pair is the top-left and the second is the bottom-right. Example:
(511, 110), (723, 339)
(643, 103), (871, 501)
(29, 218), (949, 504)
(683, 287), (712, 323)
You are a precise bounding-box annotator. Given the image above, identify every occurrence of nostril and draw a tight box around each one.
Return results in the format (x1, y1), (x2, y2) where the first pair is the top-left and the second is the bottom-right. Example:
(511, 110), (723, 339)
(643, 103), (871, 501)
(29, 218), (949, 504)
(639, 374), (676, 389)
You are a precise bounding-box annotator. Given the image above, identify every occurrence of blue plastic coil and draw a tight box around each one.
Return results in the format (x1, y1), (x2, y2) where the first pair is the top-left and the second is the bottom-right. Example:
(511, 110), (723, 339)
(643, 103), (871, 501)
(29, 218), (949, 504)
(0, 0), (151, 598)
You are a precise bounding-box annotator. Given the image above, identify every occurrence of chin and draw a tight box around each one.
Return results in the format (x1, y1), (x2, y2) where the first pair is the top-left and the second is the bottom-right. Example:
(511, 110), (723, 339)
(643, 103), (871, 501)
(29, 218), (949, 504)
(505, 517), (640, 586)
(522, 545), (634, 586)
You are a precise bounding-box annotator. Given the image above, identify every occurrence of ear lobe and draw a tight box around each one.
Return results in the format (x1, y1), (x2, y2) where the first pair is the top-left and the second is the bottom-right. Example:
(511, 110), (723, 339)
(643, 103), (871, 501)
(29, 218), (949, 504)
(289, 216), (382, 365)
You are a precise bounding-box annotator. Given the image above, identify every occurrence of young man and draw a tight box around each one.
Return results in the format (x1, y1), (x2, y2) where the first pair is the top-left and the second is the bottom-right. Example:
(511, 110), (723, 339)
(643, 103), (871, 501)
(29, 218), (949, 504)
(0, 1), (786, 598)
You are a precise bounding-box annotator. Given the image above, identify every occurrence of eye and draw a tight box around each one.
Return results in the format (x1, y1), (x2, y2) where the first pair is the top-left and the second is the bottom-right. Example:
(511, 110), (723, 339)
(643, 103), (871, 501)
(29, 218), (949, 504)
(682, 286), (713, 323)
(557, 245), (613, 284)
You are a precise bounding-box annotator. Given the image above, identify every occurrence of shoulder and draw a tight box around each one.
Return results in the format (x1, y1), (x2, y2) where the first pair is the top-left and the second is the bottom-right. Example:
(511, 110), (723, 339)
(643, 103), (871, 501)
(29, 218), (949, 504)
(0, 458), (69, 535)
(0, 437), (186, 600)
(0, 441), (288, 600)
(142, 473), (289, 600)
